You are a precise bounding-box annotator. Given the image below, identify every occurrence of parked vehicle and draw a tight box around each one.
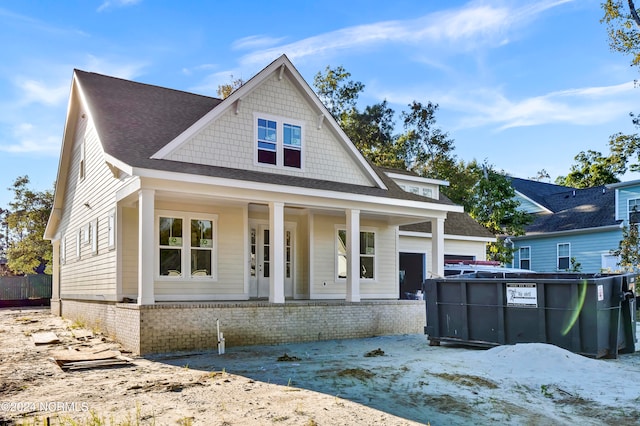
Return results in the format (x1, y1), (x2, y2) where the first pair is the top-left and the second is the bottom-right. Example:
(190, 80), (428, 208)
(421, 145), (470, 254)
(443, 260), (532, 277)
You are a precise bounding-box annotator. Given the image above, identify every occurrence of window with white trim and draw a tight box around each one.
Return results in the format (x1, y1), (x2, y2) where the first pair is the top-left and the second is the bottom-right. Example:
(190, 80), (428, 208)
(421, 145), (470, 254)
(256, 114), (303, 169)
(83, 223), (91, 246)
(91, 219), (98, 255)
(519, 246), (530, 270)
(107, 209), (116, 250)
(557, 243), (570, 271)
(336, 229), (376, 280)
(422, 187), (434, 198)
(76, 229), (81, 259)
(629, 198), (640, 223)
(79, 138), (86, 181)
(158, 213), (217, 278)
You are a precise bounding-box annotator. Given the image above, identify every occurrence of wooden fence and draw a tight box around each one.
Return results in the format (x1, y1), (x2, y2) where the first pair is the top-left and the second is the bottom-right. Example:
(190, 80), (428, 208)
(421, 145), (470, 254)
(0, 275), (52, 307)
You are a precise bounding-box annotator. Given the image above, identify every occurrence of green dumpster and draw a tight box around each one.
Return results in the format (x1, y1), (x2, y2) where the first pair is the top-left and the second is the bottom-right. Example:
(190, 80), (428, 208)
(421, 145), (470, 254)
(423, 272), (636, 359)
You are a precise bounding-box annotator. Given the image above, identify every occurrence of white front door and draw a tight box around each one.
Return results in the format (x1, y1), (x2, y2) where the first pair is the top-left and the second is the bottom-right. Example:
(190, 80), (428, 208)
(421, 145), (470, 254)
(249, 223), (294, 299)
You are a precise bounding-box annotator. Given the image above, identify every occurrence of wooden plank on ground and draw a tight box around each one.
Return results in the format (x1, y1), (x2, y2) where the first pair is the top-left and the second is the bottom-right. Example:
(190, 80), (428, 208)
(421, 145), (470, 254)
(32, 332), (60, 345)
(51, 349), (121, 364)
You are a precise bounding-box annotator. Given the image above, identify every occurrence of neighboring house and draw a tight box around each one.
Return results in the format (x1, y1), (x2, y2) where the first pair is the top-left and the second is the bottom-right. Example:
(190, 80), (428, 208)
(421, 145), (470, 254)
(44, 55), (469, 354)
(507, 177), (626, 273)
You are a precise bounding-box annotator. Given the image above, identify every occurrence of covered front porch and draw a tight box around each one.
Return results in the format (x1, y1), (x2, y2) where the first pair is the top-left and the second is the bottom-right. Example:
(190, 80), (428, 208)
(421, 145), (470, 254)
(113, 177), (456, 305)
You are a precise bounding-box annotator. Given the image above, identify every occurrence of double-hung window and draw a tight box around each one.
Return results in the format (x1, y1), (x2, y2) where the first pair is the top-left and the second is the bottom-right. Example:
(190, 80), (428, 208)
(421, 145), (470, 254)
(256, 114), (303, 169)
(629, 199), (640, 223)
(158, 213), (217, 278)
(557, 243), (570, 271)
(257, 118), (277, 165)
(336, 228), (376, 280)
(519, 246), (530, 270)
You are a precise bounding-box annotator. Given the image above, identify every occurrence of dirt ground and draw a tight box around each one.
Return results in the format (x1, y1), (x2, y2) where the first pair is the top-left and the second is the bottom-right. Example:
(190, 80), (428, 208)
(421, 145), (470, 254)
(1, 307), (640, 426)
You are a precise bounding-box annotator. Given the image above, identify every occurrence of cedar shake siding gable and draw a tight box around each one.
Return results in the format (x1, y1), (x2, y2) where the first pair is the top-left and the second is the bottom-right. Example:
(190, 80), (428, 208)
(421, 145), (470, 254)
(73, 68), (460, 207)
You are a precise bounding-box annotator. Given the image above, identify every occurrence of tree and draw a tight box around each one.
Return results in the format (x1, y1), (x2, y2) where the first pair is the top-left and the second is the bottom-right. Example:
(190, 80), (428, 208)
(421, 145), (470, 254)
(554, 149), (622, 188)
(400, 101), (457, 179)
(466, 165), (532, 263)
(612, 223), (640, 271)
(5, 176), (53, 275)
(313, 65), (364, 123)
(530, 169), (551, 182)
(602, 0), (640, 67)
(216, 76), (244, 99)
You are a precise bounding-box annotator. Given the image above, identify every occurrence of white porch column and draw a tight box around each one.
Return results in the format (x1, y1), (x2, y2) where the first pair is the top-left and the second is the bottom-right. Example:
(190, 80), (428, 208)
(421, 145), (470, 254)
(346, 209), (360, 302)
(138, 189), (155, 305)
(269, 201), (285, 303)
(431, 217), (445, 277)
(51, 239), (61, 315)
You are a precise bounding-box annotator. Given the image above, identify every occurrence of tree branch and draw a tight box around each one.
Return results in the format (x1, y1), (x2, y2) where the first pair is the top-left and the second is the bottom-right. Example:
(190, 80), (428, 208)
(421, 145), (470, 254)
(629, 0), (640, 27)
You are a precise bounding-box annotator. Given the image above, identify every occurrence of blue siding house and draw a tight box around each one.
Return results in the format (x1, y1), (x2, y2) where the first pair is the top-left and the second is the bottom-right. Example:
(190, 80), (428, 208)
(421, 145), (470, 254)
(507, 178), (636, 273)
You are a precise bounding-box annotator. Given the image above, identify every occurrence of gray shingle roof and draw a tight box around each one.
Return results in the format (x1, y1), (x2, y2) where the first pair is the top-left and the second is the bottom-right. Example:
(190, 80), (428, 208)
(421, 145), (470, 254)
(74, 69), (456, 205)
(509, 177), (620, 233)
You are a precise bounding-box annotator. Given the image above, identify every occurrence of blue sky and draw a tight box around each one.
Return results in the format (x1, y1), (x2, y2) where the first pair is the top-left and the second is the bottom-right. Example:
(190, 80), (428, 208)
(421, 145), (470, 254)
(1, 0), (638, 209)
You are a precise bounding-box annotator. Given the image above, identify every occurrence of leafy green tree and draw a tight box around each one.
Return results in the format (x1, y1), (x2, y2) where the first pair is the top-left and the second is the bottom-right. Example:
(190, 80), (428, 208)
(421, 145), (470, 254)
(313, 65), (364, 123)
(216, 76), (244, 99)
(400, 101), (457, 179)
(602, 0), (640, 67)
(554, 149), (622, 188)
(467, 165), (532, 263)
(5, 176), (53, 275)
(612, 223), (640, 271)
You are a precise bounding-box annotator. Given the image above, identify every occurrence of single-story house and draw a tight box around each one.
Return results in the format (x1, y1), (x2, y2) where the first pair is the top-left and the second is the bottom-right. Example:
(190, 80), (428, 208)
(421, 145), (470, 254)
(507, 177), (630, 273)
(44, 54), (491, 354)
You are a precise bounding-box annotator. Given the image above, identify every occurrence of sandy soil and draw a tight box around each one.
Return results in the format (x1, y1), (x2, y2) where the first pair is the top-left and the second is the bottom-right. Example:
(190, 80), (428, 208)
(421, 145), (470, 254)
(1, 307), (640, 425)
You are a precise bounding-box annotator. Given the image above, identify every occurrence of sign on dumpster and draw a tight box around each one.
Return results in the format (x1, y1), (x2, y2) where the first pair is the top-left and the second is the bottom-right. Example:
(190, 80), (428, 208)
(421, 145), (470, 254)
(506, 283), (537, 307)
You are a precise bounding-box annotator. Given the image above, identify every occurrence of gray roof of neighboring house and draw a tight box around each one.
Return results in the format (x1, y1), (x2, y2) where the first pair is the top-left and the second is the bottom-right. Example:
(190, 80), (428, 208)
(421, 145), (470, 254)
(509, 177), (620, 234)
(510, 177), (574, 211)
(74, 69), (457, 206)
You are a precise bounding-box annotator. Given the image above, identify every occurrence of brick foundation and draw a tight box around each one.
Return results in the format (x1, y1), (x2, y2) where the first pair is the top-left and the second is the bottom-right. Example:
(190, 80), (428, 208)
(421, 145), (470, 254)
(58, 300), (425, 355)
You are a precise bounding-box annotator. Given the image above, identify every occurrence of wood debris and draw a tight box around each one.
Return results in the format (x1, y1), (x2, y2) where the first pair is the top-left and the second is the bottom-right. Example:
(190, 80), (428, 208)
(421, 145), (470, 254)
(50, 348), (132, 371)
(32, 331), (60, 345)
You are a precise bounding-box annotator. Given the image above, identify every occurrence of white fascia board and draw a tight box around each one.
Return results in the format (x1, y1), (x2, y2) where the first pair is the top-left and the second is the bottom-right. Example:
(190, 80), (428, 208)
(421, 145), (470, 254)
(386, 172), (449, 187)
(607, 179), (640, 189)
(615, 188), (620, 221)
(399, 230), (494, 242)
(45, 76), (77, 240)
(150, 55), (387, 190)
(133, 166), (462, 216)
(515, 190), (551, 213)
(511, 223), (623, 240)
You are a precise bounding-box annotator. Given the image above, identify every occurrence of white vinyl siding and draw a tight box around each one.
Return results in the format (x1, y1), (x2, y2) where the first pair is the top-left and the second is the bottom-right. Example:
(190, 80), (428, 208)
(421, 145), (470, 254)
(312, 214), (396, 299)
(58, 110), (132, 301)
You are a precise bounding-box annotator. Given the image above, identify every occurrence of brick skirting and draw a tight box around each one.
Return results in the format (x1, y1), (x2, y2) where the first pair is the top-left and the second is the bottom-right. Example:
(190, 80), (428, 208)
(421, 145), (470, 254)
(58, 299), (426, 355)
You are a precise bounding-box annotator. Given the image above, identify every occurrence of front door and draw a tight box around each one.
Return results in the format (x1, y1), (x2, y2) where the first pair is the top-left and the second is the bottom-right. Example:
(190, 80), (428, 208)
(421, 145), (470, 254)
(249, 223), (294, 298)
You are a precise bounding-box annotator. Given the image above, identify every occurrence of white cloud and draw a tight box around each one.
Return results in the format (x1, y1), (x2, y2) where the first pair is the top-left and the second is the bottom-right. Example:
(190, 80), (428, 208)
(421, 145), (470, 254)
(97, 0), (142, 13)
(232, 35), (287, 51)
(0, 122), (60, 155)
(238, 0), (574, 67)
(441, 81), (638, 130)
(15, 79), (68, 106)
(81, 54), (147, 80)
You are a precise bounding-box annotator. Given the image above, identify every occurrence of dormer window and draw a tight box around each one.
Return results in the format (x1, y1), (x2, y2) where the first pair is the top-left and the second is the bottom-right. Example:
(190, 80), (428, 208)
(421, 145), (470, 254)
(255, 114), (303, 169)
